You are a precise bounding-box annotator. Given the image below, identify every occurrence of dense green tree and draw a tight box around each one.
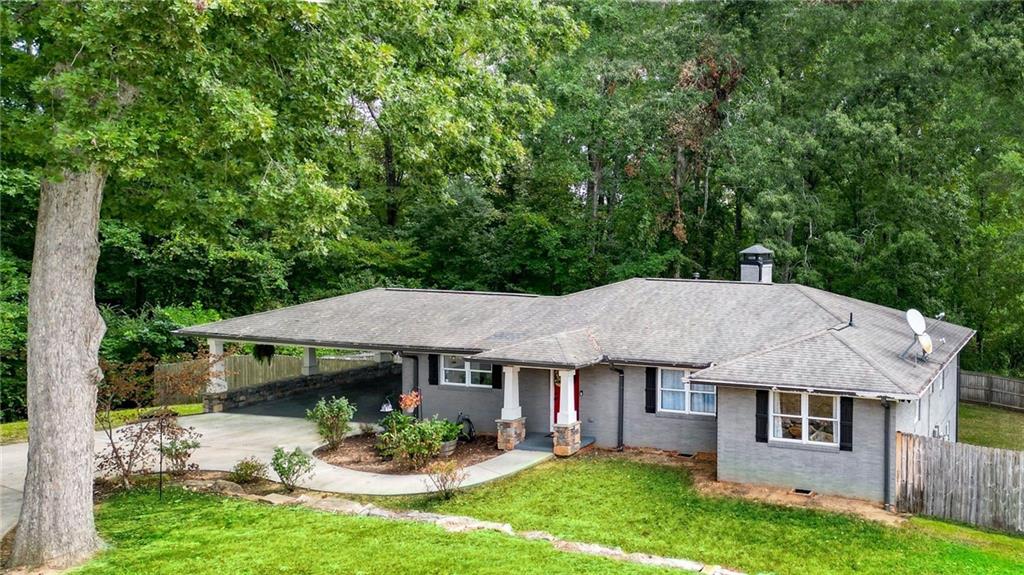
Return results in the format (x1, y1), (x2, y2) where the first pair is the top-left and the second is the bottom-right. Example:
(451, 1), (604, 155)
(0, 0), (581, 567)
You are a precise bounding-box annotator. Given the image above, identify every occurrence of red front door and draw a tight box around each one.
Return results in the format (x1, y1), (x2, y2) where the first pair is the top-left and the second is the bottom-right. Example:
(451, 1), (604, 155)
(553, 371), (580, 427)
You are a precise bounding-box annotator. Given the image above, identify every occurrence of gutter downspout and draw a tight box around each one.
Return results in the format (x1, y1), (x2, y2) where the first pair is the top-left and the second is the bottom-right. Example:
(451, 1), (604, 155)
(882, 398), (892, 511)
(611, 367), (625, 451)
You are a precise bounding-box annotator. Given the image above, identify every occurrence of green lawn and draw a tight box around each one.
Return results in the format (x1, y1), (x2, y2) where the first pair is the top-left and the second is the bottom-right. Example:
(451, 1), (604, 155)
(73, 489), (671, 575)
(388, 455), (1024, 575)
(958, 402), (1024, 451)
(0, 404), (203, 445)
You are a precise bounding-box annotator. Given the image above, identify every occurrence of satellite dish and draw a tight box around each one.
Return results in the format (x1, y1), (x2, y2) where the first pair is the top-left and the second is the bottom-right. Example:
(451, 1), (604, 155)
(906, 309), (927, 335)
(916, 333), (933, 355)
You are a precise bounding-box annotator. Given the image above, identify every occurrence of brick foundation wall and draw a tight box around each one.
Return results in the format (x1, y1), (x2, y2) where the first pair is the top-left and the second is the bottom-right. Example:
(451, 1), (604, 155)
(203, 362), (402, 412)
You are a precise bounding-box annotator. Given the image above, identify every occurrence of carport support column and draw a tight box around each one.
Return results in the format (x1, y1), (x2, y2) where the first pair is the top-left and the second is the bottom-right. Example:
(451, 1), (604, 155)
(553, 368), (581, 457)
(301, 347), (319, 376)
(496, 366), (526, 451)
(207, 338), (228, 398)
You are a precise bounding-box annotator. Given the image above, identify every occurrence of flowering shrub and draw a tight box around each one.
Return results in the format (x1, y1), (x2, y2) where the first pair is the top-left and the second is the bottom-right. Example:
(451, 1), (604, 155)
(306, 396), (356, 447)
(271, 447), (314, 491)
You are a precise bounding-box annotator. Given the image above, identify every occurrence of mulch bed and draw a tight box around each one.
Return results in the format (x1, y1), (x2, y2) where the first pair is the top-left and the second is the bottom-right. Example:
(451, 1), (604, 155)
(314, 433), (502, 475)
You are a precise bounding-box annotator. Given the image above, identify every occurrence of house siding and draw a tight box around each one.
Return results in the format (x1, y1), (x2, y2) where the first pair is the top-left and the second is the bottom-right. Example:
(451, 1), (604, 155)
(623, 366), (718, 453)
(402, 355), (502, 432)
(403, 356), (554, 434)
(520, 367), (551, 434)
(716, 386), (887, 501)
(893, 354), (959, 440)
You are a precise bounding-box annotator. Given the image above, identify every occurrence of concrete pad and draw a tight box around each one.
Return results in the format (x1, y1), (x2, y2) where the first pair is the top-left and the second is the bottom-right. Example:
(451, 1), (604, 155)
(0, 408), (553, 533)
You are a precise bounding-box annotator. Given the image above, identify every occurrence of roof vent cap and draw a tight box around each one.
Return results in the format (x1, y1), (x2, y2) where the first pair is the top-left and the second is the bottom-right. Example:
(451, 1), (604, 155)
(739, 244), (773, 283)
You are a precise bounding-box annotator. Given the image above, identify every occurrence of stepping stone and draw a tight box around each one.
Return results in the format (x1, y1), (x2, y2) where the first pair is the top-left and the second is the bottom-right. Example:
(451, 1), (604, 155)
(260, 493), (299, 505)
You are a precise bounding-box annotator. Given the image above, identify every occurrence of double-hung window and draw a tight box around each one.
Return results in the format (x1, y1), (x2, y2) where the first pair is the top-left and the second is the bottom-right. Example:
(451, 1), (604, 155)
(441, 355), (493, 388)
(657, 368), (716, 415)
(770, 391), (838, 445)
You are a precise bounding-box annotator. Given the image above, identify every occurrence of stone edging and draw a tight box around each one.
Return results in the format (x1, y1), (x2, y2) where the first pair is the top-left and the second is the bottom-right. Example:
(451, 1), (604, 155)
(184, 480), (745, 574)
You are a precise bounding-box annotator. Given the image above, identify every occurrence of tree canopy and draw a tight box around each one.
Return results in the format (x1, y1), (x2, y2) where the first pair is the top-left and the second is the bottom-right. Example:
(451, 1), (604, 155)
(3, 0), (1023, 419)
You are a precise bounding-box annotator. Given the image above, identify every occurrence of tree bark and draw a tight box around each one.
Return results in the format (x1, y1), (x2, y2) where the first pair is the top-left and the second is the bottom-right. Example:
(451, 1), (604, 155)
(11, 168), (107, 569)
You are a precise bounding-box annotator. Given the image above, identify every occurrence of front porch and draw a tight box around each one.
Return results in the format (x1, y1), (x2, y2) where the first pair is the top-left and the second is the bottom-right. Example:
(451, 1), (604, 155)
(515, 432), (597, 453)
(491, 366), (588, 456)
(201, 340), (592, 458)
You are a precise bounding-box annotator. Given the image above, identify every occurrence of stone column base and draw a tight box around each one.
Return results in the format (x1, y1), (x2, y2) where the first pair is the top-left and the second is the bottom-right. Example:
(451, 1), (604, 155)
(553, 421), (581, 457)
(496, 417), (527, 451)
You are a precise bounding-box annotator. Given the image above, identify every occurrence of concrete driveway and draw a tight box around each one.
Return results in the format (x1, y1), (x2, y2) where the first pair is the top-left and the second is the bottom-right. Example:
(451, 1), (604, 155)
(0, 379), (550, 536)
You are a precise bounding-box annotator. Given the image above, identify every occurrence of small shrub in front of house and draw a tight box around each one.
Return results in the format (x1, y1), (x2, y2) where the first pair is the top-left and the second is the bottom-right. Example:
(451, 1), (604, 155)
(306, 396), (356, 448)
(271, 447), (314, 491)
(229, 456), (269, 484)
(424, 459), (468, 499)
(396, 418), (446, 469)
(375, 411), (415, 459)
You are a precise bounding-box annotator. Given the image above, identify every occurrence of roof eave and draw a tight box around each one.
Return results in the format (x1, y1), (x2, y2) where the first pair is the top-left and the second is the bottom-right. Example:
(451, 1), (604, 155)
(688, 376), (918, 401)
(172, 330), (484, 355)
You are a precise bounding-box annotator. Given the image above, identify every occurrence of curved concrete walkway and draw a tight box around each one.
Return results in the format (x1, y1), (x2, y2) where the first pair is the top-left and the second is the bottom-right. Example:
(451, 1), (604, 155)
(0, 411), (551, 535)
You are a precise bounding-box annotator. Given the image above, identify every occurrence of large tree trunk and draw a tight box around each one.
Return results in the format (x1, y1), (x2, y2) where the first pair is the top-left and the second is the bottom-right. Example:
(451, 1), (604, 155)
(11, 168), (107, 568)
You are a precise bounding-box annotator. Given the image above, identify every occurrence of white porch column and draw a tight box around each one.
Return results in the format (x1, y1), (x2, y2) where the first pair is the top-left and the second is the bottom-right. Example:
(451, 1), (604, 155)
(207, 338), (227, 394)
(501, 366), (522, 420)
(557, 369), (577, 425)
(301, 347), (319, 376)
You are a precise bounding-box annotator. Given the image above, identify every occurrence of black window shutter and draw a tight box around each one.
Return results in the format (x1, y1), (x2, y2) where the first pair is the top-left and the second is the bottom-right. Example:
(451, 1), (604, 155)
(755, 389), (768, 443)
(491, 364), (503, 389)
(645, 367), (657, 413)
(840, 397), (854, 451)
(428, 354), (439, 385)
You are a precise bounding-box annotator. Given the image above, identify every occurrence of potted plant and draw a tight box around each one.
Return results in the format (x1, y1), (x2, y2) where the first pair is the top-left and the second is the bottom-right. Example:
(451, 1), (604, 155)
(437, 419), (461, 457)
(398, 390), (421, 414)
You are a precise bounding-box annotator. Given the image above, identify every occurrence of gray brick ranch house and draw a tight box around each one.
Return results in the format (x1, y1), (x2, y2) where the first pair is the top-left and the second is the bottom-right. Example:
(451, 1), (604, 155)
(177, 246), (974, 506)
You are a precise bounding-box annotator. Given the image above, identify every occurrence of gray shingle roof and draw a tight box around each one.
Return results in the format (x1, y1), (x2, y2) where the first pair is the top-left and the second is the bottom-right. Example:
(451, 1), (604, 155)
(176, 279), (974, 398)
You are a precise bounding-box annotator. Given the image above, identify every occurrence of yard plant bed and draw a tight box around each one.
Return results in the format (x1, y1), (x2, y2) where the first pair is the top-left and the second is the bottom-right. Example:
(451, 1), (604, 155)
(314, 433), (502, 474)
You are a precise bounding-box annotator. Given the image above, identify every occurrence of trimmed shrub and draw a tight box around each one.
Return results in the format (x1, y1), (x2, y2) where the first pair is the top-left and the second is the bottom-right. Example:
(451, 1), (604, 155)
(271, 447), (314, 491)
(306, 396), (356, 448)
(229, 456), (268, 484)
(396, 419), (444, 469)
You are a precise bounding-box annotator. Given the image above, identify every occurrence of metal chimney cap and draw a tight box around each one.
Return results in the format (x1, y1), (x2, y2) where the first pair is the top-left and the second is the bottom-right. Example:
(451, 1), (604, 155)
(739, 244), (773, 255)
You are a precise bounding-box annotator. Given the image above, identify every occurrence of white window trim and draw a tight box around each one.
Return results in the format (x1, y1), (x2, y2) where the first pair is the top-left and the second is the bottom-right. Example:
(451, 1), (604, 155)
(915, 399), (921, 424)
(769, 391), (839, 446)
(656, 368), (716, 416)
(440, 355), (493, 389)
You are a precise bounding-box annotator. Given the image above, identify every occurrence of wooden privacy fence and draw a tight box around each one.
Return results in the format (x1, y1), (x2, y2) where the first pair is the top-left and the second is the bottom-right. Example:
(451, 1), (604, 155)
(155, 353), (381, 403)
(960, 370), (1024, 411)
(896, 432), (1023, 534)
